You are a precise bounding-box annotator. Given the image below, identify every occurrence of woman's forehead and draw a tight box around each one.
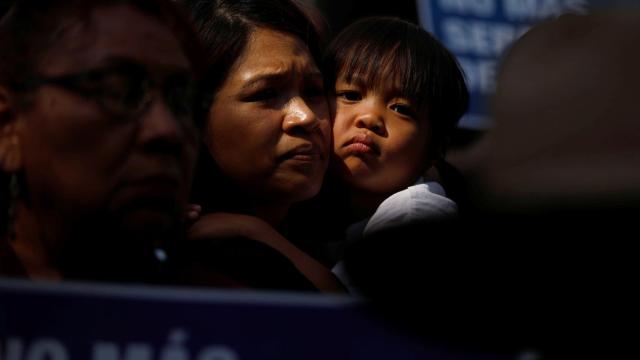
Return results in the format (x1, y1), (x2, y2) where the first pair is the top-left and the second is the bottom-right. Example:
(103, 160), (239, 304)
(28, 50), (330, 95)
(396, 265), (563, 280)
(38, 5), (190, 76)
(229, 28), (319, 81)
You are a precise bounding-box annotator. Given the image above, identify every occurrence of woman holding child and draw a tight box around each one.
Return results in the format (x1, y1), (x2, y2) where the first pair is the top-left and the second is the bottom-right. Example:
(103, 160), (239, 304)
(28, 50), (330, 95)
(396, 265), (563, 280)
(182, 0), (468, 293)
(180, 0), (342, 292)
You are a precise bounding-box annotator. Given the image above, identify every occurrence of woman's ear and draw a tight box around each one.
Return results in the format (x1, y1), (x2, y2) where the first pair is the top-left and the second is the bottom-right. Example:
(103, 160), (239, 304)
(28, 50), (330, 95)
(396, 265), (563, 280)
(0, 86), (23, 173)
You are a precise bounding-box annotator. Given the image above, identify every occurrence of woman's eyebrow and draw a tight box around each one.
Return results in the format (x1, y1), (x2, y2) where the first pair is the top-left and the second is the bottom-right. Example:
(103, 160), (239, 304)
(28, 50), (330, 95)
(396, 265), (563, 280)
(240, 71), (288, 90)
(93, 55), (191, 76)
(241, 69), (323, 89)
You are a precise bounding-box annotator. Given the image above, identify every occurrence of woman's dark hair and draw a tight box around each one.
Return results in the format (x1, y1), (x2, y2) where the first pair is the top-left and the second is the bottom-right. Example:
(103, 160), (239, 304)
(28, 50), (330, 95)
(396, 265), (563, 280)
(182, 0), (326, 102)
(182, 0), (327, 214)
(0, 0), (205, 90)
(323, 16), (469, 161)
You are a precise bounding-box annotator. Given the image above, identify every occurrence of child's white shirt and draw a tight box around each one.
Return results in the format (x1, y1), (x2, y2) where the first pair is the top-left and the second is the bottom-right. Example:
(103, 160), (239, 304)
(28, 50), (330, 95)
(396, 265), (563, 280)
(332, 178), (458, 293)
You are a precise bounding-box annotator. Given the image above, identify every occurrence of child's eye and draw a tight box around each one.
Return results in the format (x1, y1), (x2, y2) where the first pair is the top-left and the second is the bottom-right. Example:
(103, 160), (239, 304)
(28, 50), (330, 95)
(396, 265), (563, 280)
(337, 91), (362, 102)
(390, 103), (414, 117)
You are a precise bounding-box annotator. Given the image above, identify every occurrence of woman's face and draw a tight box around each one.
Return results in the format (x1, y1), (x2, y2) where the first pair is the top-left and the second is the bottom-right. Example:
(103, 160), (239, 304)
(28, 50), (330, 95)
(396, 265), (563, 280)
(4, 5), (198, 237)
(207, 28), (331, 204)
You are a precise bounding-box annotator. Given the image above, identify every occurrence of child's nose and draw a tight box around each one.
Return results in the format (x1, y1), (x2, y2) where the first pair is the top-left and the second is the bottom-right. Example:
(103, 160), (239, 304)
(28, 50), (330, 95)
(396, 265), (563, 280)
(355, 112), (386, 136)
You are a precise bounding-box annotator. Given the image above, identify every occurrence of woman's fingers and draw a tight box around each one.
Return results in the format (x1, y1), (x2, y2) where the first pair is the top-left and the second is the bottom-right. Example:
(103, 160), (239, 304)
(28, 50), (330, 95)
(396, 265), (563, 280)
(184, 204), (202, 225)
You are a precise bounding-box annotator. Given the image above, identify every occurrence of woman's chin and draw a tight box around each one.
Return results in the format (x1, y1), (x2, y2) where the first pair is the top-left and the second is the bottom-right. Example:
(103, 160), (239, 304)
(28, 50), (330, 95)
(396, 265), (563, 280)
(114, 207), (181, 239)
(261, 178), (323, 204)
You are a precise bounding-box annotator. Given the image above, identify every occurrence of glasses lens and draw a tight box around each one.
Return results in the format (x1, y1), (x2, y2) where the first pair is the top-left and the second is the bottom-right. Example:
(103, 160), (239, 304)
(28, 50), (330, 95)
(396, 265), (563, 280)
(25, 62), (198, 125)
(97, 65), (149, 118)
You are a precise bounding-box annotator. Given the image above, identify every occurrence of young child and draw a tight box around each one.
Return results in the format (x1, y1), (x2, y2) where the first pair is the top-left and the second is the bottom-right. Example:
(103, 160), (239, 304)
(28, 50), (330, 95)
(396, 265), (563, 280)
(324, 16), (469, 237)
(322, 17), (469, 287)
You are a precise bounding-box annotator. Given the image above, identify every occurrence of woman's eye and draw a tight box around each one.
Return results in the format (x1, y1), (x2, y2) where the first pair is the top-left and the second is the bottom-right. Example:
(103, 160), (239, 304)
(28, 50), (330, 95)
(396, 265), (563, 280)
(245, 88), (278, 102)
(98, 73), (142, 107)
(337, 91), (361, 101)
(390, 103), (414, 117)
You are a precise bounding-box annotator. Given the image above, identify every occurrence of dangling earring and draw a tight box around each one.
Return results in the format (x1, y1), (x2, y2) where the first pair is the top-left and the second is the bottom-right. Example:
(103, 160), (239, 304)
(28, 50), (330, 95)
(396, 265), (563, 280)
(6, 173), (19, 241)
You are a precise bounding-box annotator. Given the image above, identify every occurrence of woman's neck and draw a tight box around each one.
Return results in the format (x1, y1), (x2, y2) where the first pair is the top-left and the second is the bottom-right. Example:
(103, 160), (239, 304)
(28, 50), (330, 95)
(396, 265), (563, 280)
(252, 200), (291, 227)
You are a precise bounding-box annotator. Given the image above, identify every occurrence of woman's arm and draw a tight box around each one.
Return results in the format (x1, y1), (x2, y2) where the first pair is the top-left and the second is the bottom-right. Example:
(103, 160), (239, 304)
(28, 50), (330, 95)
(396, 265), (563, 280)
(188, 212), (345, 293)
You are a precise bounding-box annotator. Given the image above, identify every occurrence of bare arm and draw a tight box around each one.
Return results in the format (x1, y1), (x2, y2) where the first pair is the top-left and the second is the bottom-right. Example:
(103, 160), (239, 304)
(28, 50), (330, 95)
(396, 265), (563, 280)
(188, 212), (344, 293)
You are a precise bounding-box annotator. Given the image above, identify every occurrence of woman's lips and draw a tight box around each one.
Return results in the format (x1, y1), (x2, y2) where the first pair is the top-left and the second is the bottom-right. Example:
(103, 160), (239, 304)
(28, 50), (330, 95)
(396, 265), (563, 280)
(342, 133), (380, 155)
(281, 143), (322, 162)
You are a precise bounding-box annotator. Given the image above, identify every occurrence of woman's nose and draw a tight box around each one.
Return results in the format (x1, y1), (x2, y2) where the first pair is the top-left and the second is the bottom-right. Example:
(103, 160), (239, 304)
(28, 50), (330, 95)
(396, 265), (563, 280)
(282, 97), (319, 133)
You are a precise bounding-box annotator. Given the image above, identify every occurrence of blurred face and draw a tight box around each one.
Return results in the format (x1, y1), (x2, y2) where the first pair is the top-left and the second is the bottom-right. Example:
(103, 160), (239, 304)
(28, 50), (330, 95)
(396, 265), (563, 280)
(15, 5), (198, 237)
(207, 28), (331, 204)
(332, 75), (431, 195)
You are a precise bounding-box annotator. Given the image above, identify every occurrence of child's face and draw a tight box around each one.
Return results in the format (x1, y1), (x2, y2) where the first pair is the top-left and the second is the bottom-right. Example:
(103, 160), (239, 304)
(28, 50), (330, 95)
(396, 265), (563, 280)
(331, 76), (431, 195)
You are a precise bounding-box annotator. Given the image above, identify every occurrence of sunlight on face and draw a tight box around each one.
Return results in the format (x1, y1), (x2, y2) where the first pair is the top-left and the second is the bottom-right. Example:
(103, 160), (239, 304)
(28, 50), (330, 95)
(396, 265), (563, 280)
(207, 28), (331, 204)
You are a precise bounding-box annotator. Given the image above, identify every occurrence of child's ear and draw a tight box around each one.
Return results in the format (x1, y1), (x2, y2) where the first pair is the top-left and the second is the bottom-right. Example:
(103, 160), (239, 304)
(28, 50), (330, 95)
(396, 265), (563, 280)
(0, 86), (24, 173)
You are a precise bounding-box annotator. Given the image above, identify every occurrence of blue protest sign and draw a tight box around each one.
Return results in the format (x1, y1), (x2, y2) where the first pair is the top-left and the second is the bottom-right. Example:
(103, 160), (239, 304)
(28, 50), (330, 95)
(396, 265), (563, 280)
(418, 0), (589, 129)
(0, 279), (516, 360)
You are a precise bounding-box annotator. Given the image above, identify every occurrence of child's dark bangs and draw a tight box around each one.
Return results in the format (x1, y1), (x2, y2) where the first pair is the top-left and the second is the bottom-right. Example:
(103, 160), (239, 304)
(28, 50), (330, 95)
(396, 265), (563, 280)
(337, 43), (382, 89)
(339, 41), (419, 98)
(382, 44), (425, 103)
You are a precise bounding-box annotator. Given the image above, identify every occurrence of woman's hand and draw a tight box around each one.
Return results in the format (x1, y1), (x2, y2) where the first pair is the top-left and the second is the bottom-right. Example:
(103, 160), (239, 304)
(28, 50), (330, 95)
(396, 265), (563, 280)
(188, 212), (274, 244)
(183, 204), (202, 227)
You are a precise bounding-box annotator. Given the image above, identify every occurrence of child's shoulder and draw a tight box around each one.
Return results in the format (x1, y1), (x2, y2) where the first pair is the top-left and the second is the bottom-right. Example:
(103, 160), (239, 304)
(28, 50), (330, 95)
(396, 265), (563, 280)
(363, 179), (458, 236)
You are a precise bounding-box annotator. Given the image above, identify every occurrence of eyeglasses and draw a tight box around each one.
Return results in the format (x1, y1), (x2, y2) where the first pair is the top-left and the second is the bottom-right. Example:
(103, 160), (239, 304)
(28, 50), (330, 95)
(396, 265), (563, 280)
(16, 61), (199, 127)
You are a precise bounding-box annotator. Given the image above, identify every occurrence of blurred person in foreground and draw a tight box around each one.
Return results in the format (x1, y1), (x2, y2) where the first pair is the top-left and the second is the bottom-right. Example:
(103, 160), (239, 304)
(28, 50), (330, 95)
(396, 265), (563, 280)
(0, 0), (203, 283)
